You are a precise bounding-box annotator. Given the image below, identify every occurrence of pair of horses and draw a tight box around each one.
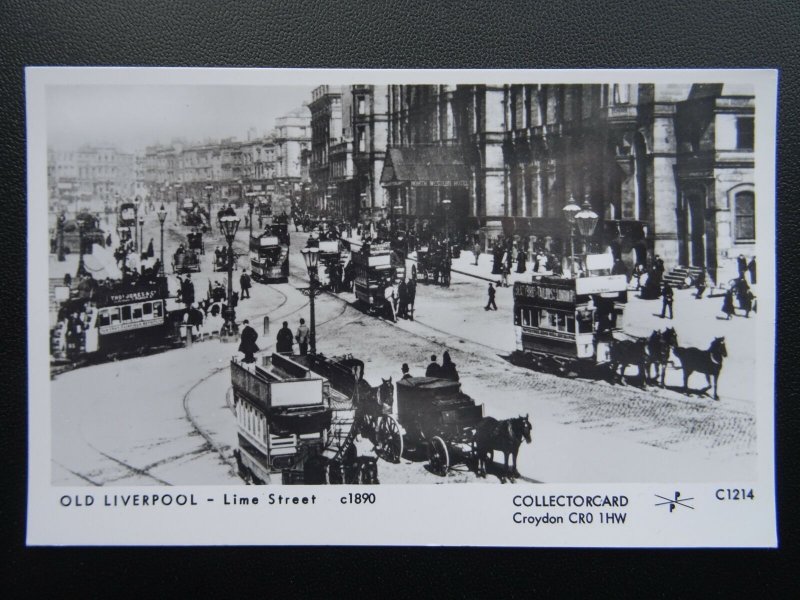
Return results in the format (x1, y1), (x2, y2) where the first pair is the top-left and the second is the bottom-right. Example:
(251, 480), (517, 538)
(608, 327), (678, 389)
(608, 329), (728, 400)
(474, 414), (533, 483)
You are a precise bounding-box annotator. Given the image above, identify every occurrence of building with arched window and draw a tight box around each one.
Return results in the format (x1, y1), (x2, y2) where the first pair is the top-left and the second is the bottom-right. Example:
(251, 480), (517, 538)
(376, 82), (754, 284)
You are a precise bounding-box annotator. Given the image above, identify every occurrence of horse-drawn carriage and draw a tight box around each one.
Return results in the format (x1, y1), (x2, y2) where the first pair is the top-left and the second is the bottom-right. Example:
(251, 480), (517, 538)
(172, 246), (201, 274)
(187, 230), (204, 255)
(416, 245), (451, 286)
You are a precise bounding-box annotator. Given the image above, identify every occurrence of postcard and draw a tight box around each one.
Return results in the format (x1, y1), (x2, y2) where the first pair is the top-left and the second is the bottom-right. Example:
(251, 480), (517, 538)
(27, 67), (777, 546)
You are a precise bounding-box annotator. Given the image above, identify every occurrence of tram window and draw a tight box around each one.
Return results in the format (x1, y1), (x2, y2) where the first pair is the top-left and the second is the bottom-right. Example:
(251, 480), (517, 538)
(567, 315), (576, 333)
(109, 307), (121, 324)
(154, 303), (163, 317)
(98, 309), (110, 327)
(577, 314), (593, 333)
(143, 302), (153, 315)
(132, 306), (143, 320)
(121, 306), (132, 321)
(557, 313), (567, 331)
(522, 309), (532, 327)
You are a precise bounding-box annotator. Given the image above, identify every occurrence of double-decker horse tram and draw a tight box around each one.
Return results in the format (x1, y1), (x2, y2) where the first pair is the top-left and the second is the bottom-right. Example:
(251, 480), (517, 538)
(230, 352), (401, 485)
(249, 225), (289, 283)
(352, 241), (406, 316)
(512, 253), (628, 376)
(396, 377), (485, 476)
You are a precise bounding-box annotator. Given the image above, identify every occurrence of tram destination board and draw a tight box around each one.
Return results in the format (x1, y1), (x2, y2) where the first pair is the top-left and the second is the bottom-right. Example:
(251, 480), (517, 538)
(25, 67), (777, 548)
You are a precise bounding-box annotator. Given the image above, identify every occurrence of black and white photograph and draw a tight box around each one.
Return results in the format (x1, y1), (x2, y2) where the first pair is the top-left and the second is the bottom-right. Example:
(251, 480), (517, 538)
(26, 68), (777, 546)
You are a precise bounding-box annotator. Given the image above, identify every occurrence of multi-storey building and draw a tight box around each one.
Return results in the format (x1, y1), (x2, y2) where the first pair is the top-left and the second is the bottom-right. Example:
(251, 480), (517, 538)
(351, 84), (389, 221)
(379, 83), (755, 281)
(309, 85), (345, 215)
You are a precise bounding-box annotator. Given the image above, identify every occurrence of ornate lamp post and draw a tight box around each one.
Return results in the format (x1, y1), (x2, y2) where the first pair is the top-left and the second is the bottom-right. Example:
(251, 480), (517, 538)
(205, 183), (214, 232)
(562, 193), (581, 277)
(57, 212), (66, 262)
(442, 196), (451, 241)
(133, 196), (141, 252)
(157, 204), (168, 275)
(300, 247), (323, 355)
(76, 220), (87, 276)
(138, 215), (145, 257)
(574, 196), (600, 255)
(220, 215), (241, 333)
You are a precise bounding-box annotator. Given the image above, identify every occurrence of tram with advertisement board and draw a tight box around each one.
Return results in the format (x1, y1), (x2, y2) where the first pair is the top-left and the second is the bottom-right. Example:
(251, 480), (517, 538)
(512, 253), (628, 375)
(352, 241), (406, 314)
(249, 226), (289, 282)
(50, 275), (181, 362)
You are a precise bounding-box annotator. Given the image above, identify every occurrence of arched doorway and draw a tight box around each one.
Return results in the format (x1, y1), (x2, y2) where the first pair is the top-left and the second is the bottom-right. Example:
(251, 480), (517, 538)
(685, 189), (707, 268)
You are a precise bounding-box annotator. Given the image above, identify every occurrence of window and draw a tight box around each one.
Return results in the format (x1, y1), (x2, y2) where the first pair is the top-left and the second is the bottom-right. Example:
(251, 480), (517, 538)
(109, 307), (121, 324)
(736, 117), (754, 150)
(357, 125), (367, 153)
(154, 303), (163, 317)
(98, 309), (110, 327)
(357, 96), (366, 115)
(734, 191), (755, 241)
(121, 306), (132, 321)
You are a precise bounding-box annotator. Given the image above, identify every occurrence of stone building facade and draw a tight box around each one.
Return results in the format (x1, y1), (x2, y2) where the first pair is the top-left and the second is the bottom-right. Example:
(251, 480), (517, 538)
(378, 83), (755, 282)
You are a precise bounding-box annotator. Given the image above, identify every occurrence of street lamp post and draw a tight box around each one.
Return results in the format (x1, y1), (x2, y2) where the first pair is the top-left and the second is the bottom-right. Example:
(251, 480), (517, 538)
(574, 196), (600, 255)
(76, 220), (86, 276)
(157, 204), (168, 275)
(442, 196), (451, 242)
(205, 184), (214, 233)
(246, 192), (258, 239)
(138, 215), (145, 257)
(562, 193), (581, 277)
(300, 248), (323, 355)
(220, 215), (241, 334)
(133, 196), (141, 252)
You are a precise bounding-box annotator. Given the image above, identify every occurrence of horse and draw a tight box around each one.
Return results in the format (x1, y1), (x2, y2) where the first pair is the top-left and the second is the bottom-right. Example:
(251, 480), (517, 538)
(474, 414), (533, 482)
(672, 337), (727, 400)
(646, 327), (679, 388)
(608, 337), (649, 388)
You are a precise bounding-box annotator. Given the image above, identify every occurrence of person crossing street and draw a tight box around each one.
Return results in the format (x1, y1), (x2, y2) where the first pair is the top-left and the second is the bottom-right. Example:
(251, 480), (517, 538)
(295, 318), (310, 355)
(238, 319), (259, 364)
(485, 282), (498, 311)
(660, 281), (674, 319)
(239, 269), (251, 299)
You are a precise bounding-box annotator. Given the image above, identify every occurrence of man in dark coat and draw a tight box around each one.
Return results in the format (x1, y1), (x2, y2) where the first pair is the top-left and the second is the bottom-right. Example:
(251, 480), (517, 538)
(485, 282), (497, 311)
(397, 280), (408, 319)
(400, 363), (413, 380)
(660, 282), (674, 319)
(238, 319), (259, 363)
(425, 355), (442, 378)
(181, 274), (195, 309)
(407, 277), (416, 320)
(276, 321), (294, 354)
(748, 256), (757, 285)
(737, 254), (748, 279)
(239, 269), (251, 299)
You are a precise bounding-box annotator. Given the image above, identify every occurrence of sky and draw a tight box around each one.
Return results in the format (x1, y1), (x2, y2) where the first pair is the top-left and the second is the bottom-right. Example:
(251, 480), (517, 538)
(46, 84), (314, 153)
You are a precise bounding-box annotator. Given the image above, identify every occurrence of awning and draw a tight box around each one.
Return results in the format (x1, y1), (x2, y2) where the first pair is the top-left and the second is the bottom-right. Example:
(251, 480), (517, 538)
(380, 146), (470, 187)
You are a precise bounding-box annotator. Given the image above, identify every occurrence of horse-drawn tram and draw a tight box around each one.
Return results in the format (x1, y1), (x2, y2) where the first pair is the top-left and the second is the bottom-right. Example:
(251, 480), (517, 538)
(249, 228), (289, 282)
(50, 275), (180, 363)
(352, 242), (406, 314)
(512, 269), (628, 375)
(231, 352), (397, 485)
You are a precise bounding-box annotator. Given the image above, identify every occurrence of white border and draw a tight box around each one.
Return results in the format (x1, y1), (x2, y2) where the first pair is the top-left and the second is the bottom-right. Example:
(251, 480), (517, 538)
(26, 68), (778, 547)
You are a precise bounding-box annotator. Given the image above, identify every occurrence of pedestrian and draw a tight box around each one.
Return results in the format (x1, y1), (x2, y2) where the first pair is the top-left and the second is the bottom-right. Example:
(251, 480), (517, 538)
(411, 263), (417, 282)
(407, 277), (416, 320)
(742, 289), (755, 318)
(722, 289), (736, 320)
(485, 282), (498, 311)
(276, 321), (294, 354)
(440, 351), (459, 382)
(239, 269), (251, 299)
(384, 280), (397, 323)
(238, 319), (259, 363)
(737, 254), (748, 279)
(501, 263), (510, 287)
(401, 363), (412, 380)
(694, 270), (707, 299)
(425, 354), (442, 378)
(397, 279), (408, 319)
(633, 263), (644, 290)
(181, 274), (195, 309)
(473, 242), (482, 266)
(660, 282), (674, 319)
(516, 248), (527, 273)
(748, 256), (757, 285)
(295, 318), (310, 355)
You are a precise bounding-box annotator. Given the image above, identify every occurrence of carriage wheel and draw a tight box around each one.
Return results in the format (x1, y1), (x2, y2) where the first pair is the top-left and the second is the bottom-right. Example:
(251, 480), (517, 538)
(427, 436), (449, 476)
(375, 415), (403, 463)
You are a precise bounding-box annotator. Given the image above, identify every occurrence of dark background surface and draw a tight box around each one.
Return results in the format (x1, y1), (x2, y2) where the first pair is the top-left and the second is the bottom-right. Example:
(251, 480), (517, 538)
(2, 0), (797, 595)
